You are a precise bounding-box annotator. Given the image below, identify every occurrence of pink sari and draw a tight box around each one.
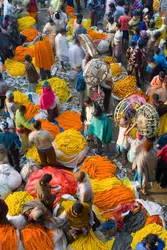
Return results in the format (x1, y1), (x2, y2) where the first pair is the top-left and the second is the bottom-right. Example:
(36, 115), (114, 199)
(40, 87), (55, 110)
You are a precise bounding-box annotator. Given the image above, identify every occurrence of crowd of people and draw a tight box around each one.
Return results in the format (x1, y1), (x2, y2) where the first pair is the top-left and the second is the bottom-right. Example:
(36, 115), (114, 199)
(0, 0), (167, 249)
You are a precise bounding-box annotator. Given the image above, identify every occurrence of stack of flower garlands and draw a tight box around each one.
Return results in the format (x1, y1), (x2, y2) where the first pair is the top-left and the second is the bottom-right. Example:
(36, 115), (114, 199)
(66, 18), (91, 40)
(80, 156), (135, 220)
(36, 77), (71, 103)
(4, 59), (25, 77)
(22, 28), (38, 42)
(88, 29), (108, 41)
(56, 110), (83, 131)
(18, 16), (36, 32)
(155, 16), (166, 40)
(110, 63), (122, 77)
(112, 75), (137, 99)
(34, 37), (55, 71)
(101, 57), (117, 64)
(13, 46), (34, 62)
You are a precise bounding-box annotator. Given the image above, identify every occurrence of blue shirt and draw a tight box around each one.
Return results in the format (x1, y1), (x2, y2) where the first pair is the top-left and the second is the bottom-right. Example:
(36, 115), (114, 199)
(136, 238), (165, 250)
(154, 54), (167, 70)
(131, 34), (139, 44)
(140, 21), (147, 31)
(76, 72), (86, 92)
(0, 132), (21, 150)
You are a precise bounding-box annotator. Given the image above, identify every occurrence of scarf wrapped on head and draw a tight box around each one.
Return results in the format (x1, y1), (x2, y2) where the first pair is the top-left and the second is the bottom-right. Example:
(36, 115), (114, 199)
(40, 81), (55, 110)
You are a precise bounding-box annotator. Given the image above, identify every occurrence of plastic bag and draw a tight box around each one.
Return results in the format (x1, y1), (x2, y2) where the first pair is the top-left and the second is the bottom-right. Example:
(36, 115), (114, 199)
(7, 214), (27, 230)
(0, 164), (22, 190)
(0, 183), (11, 199)
(55, 146), (88, 169)
(20, 159), (41, 182)
(26, 166), (77, 207)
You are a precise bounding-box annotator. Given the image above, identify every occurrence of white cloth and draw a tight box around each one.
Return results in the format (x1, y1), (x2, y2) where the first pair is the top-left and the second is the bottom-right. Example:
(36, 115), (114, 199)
(5, 101), (17, 120)
(51, 11), (68, 32)
(136, 199), (164, 216)
(3, 0), (14, 16)
(43, 22), (56, 34)
(69, 44), (85, 69)
(55, 33), (69, 61)
(85, 106), (94, 125)
(76, 175), (94, 203)
(114, 30), (123, 45)
(116, 126), (129, 149)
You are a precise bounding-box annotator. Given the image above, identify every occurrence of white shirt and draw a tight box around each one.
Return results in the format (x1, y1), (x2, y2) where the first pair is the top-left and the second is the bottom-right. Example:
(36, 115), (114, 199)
(43, 22), (56, 34)
(69, 44), (85, 69)
(116, 126), (129, 149)
(51, 11), (68, 32)
(29, 130), (54, 150)
(85, 106), (94, 125)
(114, 30), (123, 45)
(55, 33), (69, 61)
(3, 0), (14, 17)
(77, 175), (94, 203)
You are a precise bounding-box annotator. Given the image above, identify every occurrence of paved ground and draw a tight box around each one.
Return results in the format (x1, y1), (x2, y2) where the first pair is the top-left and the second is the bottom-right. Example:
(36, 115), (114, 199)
(37, 6), (167, 209)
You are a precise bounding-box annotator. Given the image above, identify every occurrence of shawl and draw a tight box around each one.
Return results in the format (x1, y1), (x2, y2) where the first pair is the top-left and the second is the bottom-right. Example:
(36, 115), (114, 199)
(40, 87), (55, 110)
(88, 114), (112, 143)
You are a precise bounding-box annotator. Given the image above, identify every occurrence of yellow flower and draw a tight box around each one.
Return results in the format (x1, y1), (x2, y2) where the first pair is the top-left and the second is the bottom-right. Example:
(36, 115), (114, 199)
(5, 59), (25, 77)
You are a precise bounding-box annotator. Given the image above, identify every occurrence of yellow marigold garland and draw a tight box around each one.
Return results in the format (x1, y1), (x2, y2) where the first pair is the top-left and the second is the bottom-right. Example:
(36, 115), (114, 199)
(5, 191), (34, 216)
(101, 57), (116, 64)
(26, 145), (41, 163)
(14, 91), (29, 105)
(55, 129), (86, 156)
(110, 63), (122, 77)
(90, 177), (122, 192)
(4, 59), (25, 77)
(18, 16), (36, 32)
(131, 223), (167, 249)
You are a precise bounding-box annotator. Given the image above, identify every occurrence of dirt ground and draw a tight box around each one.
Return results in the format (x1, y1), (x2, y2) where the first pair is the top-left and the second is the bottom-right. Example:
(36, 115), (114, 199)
(37, 6), (167, 209)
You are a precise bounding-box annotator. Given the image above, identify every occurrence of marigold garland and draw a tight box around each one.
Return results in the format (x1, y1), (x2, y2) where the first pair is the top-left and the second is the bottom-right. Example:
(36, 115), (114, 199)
(24, 102), (40, 121)
(34, 38), (55, 70)
(14, 91), (29, 105)
(88, 29), (107, 40)
(72, 228), (115, 250)
(13, 46), (34, 62)
(110, 63), (122, 77)
(36, 77), (71, 103)
(5, 191), (34, 216)
(55, 129), (86, 156)
(0, 225), (18, 250)
(4, 59), (25, 77)
(65, 5), (76, 18)
(101, 57), (116, 64)
(80, 156), (116, 179)
(112, 75), (136, 99)
(56, 110), (83, 131)
(145, 212), (163, 227)
(93, 185), (135, 211)
(90, 177), (122, 192)
(40, 119), (60, 137)
(131, 223), (167, 249)
(131, 90), (149, 102)
(22, 28), (38, 42)
(26, 145), (41, 163)
(18, 16), (36, 32)
(21, 224), (54, 250)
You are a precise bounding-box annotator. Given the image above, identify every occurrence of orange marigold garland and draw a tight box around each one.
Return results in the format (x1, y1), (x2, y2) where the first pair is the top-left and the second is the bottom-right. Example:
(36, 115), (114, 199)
(0, 225), (18, 250)
(80, 156), (116, 179)
(56, 110), (83, 131)
(21, 224), (54, 250)
(24, 102), (40, 121)
(22, 28), (38, 42)
(13, 46), (34, 62)
(40, 119), (60, 137)
(145, 212), (163, 227)
(34, 37), (55, 70)
(88, 29), (107, 40)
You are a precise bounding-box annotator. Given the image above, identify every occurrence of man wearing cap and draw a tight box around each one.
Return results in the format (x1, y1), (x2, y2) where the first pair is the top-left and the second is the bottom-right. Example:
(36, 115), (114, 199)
(4, 91), (17, 122)
(0, 122), (21, 172)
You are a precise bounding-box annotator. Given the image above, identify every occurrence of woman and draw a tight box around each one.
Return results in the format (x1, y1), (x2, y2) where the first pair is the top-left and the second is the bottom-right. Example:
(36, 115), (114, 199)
(132, 139), (157, 195)
(40, 81), (60, 122)
(138, 30), (148, 46)
(88, 107), (112, 154)
(26, 0), (38, 21)
(126, 41), (136, 75)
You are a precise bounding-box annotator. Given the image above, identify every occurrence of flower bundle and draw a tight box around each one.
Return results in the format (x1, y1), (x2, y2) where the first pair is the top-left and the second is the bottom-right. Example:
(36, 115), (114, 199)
(0, 225), (18, 250)
(13, 46), (34, 62)
(66, 5), (76, 18)
(18, 16), (36, 32)
(5, 59), (25, 77)
(80, 156), (116, 179)
(101, 57), (116, 64)
(14, 91), (29, 105)
(40, 119), (60, 137)
(56, 110), (83, 131)
(90, 177), (122, 192)
(110, 63), (122, 77)
(88, 29), (107, 41)
(26, 145), (41, 163)
(24, 102), (40, 121)
(22, 28), (38, 42)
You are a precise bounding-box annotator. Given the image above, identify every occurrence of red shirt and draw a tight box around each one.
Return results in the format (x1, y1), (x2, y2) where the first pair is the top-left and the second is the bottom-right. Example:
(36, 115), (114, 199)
(118, 15), (131, 31)
(157, 145), (167, 164)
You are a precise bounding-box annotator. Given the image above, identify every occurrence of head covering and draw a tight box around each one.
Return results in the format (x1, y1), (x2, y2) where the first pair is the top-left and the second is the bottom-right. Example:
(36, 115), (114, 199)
(140, 30), (147, 37)
(6, 90), (14, 99)
(40, 84), (55, 110)
(132, 10), (139, 16)
(0, 121), (9, 132)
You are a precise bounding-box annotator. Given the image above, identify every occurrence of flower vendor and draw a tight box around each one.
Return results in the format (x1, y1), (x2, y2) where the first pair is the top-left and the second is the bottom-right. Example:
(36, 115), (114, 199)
(132, 139), (158, 195)
(150, 71), (167, 103)
(51, 11), (68, 33)
(0, 121), (21, 172)
(4, 91), (17, 126)
(43, 17), (56, 34)
(75, 64), (86, 107)
(29, 120), (60, 167)
(40, 81), (60, 122)
(55, 28), (69, 67)
(69, 38), (85, 69)
(88, 107), (112, 154)
(25, 54), (39, 92)
(35, 173), (58, 211)
(15, 105), (34, 153)
(74, 18), (87, 39)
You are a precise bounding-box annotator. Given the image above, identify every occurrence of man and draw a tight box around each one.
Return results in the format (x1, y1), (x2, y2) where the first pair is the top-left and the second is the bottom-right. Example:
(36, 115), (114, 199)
(35, 173), (58, 211)
(3, 0), (14, 17)
(128, 10), (140, 37)
(152, 93), (167, 117)
(113, 23), (123, 62)
(153, 48), (167, 71)
(15, 105), (34, 153)
(54, 202), (92, 239)
(69, 39), (85, 69)
(151, 71), (167, 89)
(0, 28), (13, 63)
(29, 120), (58, 166)
(74, 18), (87, 39)
(43, 18), (56, 34)
(108, 3), (124, 22)
(51, 11), (68, 33)
(25, 54), (39, 92)
(4, 91), (17, 126)
(55, 29), (69, 67)
(0, 122), (21, 172)
(75, 65), (86, 107)
(118, 8), (131, 45)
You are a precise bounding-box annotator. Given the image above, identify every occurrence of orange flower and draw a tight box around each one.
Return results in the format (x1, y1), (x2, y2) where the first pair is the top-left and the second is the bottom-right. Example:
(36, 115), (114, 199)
(0, 225), (18, 250)
(56, 110), (83, 131)
(40, 119), (60, 137)
(88, 29), (107, 40)
(13, 46), (34, 62)
(145, 212), (163, 226)
(24, 102), (40, 121)
(80, 156), (116, 179)
(22, 28), (38, 42)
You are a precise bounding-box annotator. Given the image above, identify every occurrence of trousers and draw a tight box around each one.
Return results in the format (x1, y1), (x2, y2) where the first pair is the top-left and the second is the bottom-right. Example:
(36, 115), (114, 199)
(38, 146), (57, 166)
(7, 148), (20, 172)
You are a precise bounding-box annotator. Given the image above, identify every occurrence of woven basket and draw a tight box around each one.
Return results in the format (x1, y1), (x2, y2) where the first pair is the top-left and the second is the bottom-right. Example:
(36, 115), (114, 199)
(78, 34), (98, 58)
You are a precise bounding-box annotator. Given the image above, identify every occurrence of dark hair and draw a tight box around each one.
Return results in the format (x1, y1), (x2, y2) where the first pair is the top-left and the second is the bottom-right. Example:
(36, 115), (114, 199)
(49, 18), (54, 23)
(84, 96), (92, 105)
(155, 47), (160, 55)
(108, 16), (114, 23)
(33, 120), (41, 130)
(109, 3), (116, 9)
(138, 40), (144, 49)
(40, 174), (52, 184)
(124, 8), (129, 15)
(93, 107), (102, 117)
(135, 27), (140, 35)
(25, 54), (32, 61)
(152, 93), (159, 102)
(153, 32), (161, 40)
(59, 28), (66, 34)
(4, 15), (10, 21)
(143, 234), (158, 250)
(76, 18), (82, 25)
(116, 23), (121, 29)
(130, 41), (136, 46)
(149, 21), (155, 29)
(0, 73), (3, 80)
(72, 202), (83, 215)
(147, 56), (154, 63)
(74, 171), (86, 182)
(76, 13), (83, 19)
(19, 105), (26, 113)
(159, 71), (165, 78)
(55, 12), (60, 20)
